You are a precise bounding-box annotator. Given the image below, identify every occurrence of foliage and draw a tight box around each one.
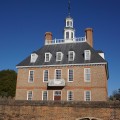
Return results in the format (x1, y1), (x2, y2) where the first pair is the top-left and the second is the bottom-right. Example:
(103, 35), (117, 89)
(0, 69), (17, 97)
(109, 88), (120, 101)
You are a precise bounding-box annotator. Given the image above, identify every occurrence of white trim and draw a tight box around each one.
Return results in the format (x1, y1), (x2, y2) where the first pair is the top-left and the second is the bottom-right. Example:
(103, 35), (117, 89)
(67, 90), (74, 101)
(42, 91), (48, 100)
(45, 52), (52, 62)
(56, 52), (63, 61)
(53, 90), (62, 101)
(84, 50), (91, 60)
(84, 90), (91, 101)
(43, 70), (49, 82)
(28, 70), (34, 83)
(27, 90), (33, 100)
(68, 69), (74, 82)
(84, 68), (91, 82)
(16, 62), (107, 68)
(68, 51), (75, 61)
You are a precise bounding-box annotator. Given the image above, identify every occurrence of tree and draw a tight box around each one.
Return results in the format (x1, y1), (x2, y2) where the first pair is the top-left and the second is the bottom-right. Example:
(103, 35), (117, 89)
(0, 69), (17, 97)
(109, 88), (120, 101)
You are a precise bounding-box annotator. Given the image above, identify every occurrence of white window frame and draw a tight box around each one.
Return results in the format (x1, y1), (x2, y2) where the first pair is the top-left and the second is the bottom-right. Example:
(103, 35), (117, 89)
(84, 50), (91, 60)
(55, 69), (62, 80)
(28, 70), (34, 83)
(68, 51), (75, 61)
(68, 69), (74, 82)
(53, 90), (62, 100)
(56, 52), (63, 61)
(42, 91), (48, 100)
(84, 68), (91, 82)
(84, 91), (91, 101)
(27, 90), (33, 100)
(67, 91), (73, 101)
(43, 70), (49, 82)
(45, 52), (52, 62)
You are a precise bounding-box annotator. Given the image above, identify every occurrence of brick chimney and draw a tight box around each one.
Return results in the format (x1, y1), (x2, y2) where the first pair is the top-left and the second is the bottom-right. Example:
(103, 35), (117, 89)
(85, 28), (93, 47)
(45, 32), (52, 44)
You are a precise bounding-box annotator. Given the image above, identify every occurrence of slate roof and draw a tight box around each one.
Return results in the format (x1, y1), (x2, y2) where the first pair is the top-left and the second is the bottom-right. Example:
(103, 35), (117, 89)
(17, 42), (107, 67)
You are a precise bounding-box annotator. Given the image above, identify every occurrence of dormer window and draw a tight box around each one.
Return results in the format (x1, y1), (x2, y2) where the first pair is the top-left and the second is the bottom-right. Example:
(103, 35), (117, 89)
(84, 50), (91, 60)
(56, 52), (63, 61)
(30, 53), (38, 63)
(68, 51), (75, 61)
(45, 53), (52, 62)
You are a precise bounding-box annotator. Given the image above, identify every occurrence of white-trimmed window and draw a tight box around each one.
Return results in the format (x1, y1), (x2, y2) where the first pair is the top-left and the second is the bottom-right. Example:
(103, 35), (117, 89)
(27, 91), (33, 100)
(30, 53), (38, 63)
(55, 70), (62, 79)
(45, 53), (52, 62)
(66, 32), (69, 39)
(84, 50), (91, 60)
(67, 91), (73, 101)
(28, 70), (34, 83)
(68, 69), (74, 82)
(84, 91), (91, 101)
(68, 51), (75, 61)
(43, 70), (49, 82)
(42, 91), (48, 100)
(56, 52), (63, 61)
(84, 68), (91, 82)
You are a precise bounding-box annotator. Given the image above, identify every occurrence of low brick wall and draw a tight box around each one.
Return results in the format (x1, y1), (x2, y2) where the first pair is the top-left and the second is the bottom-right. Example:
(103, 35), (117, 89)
(0, 100), (120, 120)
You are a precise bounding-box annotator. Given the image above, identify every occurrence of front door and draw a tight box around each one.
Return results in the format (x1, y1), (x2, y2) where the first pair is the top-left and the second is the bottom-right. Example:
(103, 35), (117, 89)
(54, 91), (61, 101)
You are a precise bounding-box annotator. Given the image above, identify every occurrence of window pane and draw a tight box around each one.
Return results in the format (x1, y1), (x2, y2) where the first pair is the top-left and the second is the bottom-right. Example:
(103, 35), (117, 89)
(69, 69), (73, 81)
(84, 68), (91, 81)
(45, 54), (49, 62)
(85, 91), (91, 101)
(44, 70), (48, 81)
(27, 91), (32, 100)
(56, 70), (61, 79)
(66, 32), (69, 39)
(29, 71), (34, 82)
(68, 91), (73, 101)
(43, 91), (48, 100)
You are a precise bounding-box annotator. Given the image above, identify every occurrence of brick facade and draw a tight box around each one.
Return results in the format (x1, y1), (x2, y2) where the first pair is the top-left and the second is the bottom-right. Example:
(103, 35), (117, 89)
(15, 64), (108, 101)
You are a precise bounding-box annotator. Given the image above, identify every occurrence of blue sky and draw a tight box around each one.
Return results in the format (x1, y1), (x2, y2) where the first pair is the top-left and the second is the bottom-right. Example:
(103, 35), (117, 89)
(0, 0), (120, 96)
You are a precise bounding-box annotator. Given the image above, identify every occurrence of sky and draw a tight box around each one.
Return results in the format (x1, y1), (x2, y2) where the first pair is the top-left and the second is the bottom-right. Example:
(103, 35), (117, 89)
(0, 0), (120, 96)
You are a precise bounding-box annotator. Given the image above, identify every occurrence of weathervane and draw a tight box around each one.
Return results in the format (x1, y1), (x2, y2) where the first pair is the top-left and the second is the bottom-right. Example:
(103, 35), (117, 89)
(68, 0), (71, 17)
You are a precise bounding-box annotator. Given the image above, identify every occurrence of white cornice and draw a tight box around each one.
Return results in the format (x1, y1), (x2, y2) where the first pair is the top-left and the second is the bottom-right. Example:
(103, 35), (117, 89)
(16, 62), (107, 69)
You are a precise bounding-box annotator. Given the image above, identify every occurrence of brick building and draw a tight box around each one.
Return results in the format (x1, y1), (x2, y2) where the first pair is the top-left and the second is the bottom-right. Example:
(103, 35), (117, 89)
(15, 13), (109, 101)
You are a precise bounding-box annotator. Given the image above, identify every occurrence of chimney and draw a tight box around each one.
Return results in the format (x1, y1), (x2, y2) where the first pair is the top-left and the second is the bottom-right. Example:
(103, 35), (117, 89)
(85, 28), (93, 47)
(45, 32), (52, 44)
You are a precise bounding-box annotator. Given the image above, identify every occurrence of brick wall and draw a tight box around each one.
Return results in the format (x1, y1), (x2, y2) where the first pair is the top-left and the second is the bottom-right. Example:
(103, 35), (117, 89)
(0, 100), (120, 120)
(16, 65), (108, 101)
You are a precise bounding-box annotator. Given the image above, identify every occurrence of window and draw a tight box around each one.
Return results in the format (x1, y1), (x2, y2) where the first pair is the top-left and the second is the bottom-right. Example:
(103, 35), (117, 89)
(84, 91), (91, 101)
(30, 53), (38, 63)
(28, 70), (34, 83)
(67, 91), (73, 101)
(55, 70), (61, 79)
(45, 53), (52, 62)
(84, 50), (91, 60)
(42, 91), (48, 100)
(44, 70), (49, 82)
(84, 68), (91, 82)
(27, 91), (33, 100)
(56, 52), (63, 61)
(66, 32), (69, 39)
(68, 51), (75, 61)
(71, 32), (73, 38)
(67, 21), (69, 26)
(68, 69), (74, 82)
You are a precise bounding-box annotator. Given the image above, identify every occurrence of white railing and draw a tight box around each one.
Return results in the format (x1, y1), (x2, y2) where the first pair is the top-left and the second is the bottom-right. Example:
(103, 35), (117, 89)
(45, 37), (86, 45)
(48, 79), (65, 87)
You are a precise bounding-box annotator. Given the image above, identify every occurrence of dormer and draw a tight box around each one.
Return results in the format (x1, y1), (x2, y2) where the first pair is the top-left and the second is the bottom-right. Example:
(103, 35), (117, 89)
(84, 50), (91, 60)
(64, 17), (75, 43)
(30, 52), (38, 63)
